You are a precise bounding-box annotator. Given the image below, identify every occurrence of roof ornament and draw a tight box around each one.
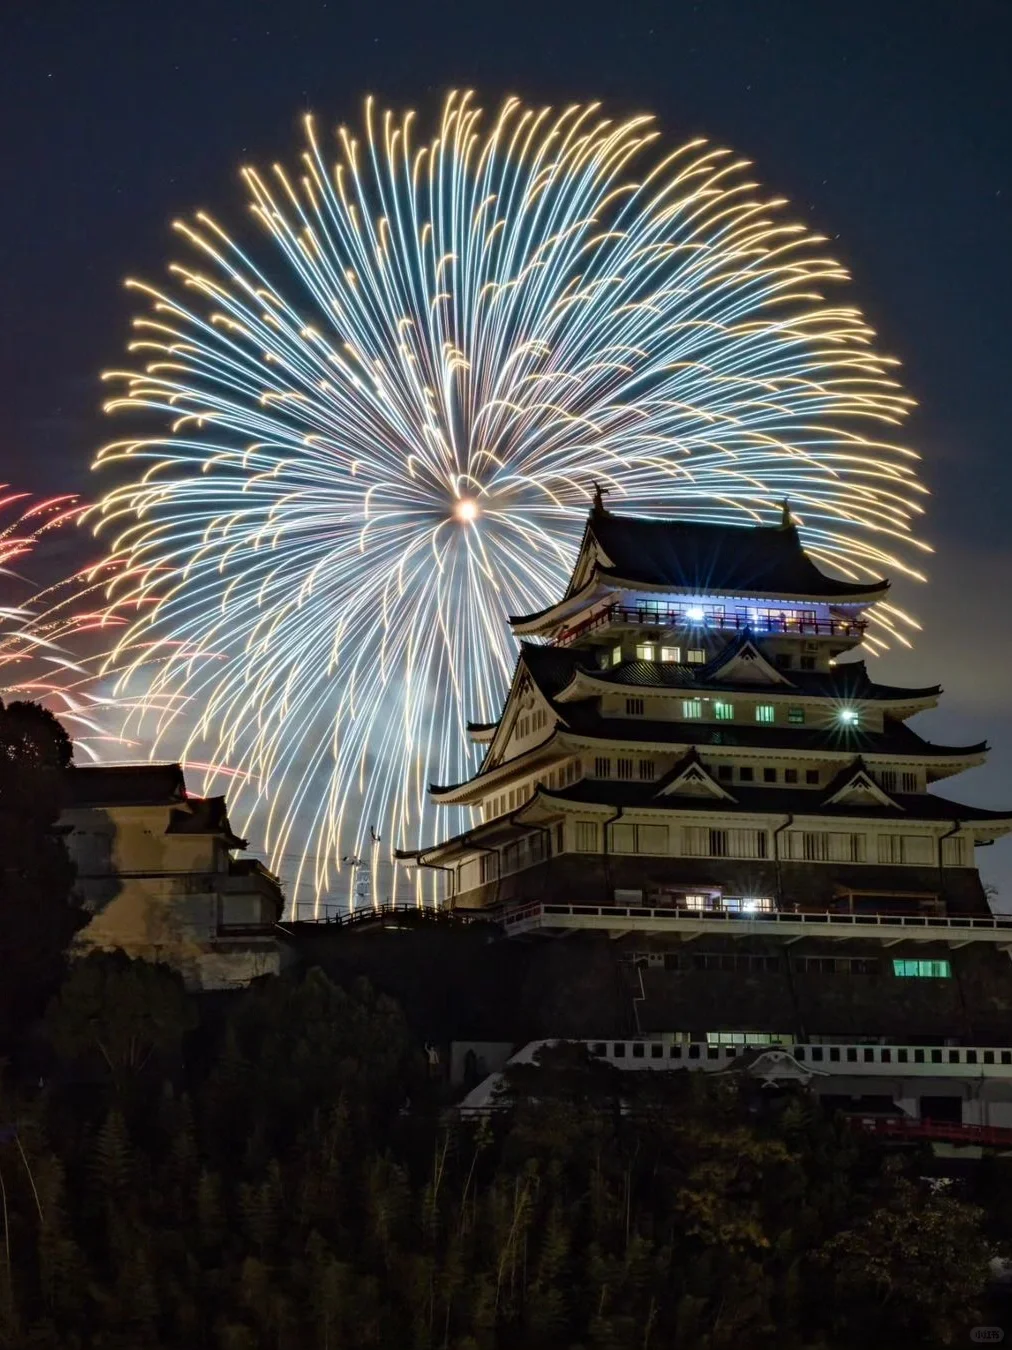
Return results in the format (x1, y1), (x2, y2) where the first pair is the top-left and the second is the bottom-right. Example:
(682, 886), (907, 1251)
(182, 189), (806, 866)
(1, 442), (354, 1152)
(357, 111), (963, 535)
(779, 497), (794, 530)
(591, 481), (610, 518)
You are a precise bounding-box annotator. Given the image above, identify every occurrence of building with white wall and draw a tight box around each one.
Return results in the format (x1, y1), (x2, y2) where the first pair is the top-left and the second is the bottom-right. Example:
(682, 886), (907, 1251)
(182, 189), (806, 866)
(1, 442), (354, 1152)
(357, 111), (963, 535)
(63, 762), (284, 989)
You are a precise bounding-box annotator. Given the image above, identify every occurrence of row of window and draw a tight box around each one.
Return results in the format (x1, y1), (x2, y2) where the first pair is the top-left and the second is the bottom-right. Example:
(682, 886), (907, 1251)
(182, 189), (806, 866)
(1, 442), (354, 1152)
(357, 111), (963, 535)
(623, 697), (814, 726)
(879, 771), (922, 793)
(496, 758), (920, 800)
(594, 1040), (1003, 1065)
(621, 645), (822, 675)
(624, 951), (950, 979)
(591, 756), (822, 785)
(716, 764), (821, 785)
(570, 820), (968, 866)
(617, 604), (821, 627)
(628, 643), (706, 665)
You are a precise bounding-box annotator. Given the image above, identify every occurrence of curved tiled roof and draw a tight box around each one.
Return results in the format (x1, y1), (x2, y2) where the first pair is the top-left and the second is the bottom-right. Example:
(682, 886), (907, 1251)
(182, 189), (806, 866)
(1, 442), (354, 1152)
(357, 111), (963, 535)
(591, 513), (887, 598)
(64, 761), (187, 807)
(580, 656), (940, 702)
(509, 512), (888, 624)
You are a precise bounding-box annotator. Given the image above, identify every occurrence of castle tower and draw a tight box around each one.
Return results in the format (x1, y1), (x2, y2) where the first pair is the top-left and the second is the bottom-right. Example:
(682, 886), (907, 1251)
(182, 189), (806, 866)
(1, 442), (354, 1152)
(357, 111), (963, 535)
(398, 507), (1012, 1043)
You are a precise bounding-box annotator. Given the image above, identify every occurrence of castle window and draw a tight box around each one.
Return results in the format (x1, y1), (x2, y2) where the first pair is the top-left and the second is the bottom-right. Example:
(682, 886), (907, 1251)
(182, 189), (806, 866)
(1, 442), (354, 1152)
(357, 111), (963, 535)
(901, 771), (919, 792)
(681, 699), (703, 719)
(764, 767), (777, 783)
(828, 832), (865, 863)
(638, 760), (656, 780)
(788, 707), (805, 725)
(616, 758), (634, 780)
(728, 829), (768, 859)
(613, 823), (669, 854)
(717, 765), (733, 781)
(687, 648), (706, 665)
(635, 643), (656, 661)
(612, 645), (623, 666)
(799, 656), (816, 671)
(660, 645), (681, 663)
(709, 828), (729, 857)
(879, 770), (898, 791)
(805, 769), (820, 785)
(739, 766), (754, 783)
(893, 959), (951, 979)
(625, 697), (644, 716)
(784, 768), (798, 784)
(755, 705), (775, 724)
(802, 831), (830, 862)
(574, 821), (600, 852)
(878, 835), (934, 866)
(714, 702), (734, 721)
(775, 652), (792, 669)
(479, 853), (499, 884)
(794, 956), (878, 975)
(638, 825), (668, 853)
(942, 835), (968, 866)
(594, 757), (612, 778)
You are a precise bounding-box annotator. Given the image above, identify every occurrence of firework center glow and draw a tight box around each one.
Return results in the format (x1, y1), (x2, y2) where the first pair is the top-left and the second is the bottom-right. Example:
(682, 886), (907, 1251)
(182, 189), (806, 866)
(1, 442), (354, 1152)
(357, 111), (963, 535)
(454, 498), (479, 525)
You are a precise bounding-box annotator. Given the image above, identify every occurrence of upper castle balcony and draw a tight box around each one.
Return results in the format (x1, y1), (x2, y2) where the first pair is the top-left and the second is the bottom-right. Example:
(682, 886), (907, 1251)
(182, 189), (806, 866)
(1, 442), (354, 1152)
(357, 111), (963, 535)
(552, 598), (867, 649)
(511, 507), (887, 650)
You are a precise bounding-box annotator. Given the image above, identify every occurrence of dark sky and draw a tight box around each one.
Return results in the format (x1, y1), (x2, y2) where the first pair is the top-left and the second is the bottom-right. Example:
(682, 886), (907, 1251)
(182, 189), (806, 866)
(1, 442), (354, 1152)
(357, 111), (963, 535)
(4, 0), (1012, 895)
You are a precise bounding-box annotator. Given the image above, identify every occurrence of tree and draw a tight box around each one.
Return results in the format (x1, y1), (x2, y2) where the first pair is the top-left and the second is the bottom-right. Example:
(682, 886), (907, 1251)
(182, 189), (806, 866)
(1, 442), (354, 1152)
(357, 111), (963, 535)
(44, 951), (196, 1079)
(813, 1171), (991, 1345)
(0, 700), (82, 1041)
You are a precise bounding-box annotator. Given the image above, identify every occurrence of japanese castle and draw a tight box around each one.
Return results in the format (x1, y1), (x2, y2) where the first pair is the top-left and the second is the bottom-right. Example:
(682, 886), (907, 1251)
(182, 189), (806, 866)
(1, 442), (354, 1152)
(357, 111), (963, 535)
(401, 496), (1012, 1095)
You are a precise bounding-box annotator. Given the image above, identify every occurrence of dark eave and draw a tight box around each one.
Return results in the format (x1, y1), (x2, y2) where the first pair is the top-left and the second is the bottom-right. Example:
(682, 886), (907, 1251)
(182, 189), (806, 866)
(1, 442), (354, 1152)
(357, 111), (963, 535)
(575, 656), (940, 703)
(167, 796), (247, 850)
(538, 778), (1012, 825)
(558, 707), (986, 761)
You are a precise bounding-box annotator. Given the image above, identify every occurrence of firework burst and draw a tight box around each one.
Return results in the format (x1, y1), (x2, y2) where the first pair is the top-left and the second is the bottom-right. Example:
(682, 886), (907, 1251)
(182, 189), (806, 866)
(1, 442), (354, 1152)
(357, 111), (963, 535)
(81, 92), (928, 909)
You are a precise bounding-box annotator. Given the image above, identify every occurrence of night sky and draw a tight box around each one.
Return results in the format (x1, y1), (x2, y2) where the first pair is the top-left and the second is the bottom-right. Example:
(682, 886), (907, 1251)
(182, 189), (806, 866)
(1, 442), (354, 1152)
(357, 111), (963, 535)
(4, 0), (1012, 896)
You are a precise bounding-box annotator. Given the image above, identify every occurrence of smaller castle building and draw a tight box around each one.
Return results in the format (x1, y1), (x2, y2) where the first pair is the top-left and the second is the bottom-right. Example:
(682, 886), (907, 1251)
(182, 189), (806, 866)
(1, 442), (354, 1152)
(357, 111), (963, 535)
(63, 762), (284, 989)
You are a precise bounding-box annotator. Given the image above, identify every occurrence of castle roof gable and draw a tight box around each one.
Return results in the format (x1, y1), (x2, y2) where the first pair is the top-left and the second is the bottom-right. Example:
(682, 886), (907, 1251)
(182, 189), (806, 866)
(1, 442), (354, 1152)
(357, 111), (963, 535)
(654, 748), (737, 802)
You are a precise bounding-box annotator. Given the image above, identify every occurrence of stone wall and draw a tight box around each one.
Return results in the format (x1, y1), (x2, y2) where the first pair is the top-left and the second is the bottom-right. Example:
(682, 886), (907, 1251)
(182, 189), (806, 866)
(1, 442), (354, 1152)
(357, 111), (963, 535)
(280, 918), (1012, 1047)
(618, 938), (1012, 1043)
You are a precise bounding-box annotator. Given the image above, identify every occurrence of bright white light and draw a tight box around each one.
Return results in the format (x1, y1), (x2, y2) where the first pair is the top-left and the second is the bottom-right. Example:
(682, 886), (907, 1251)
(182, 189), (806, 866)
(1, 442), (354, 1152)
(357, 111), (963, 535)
(686, 606), (705, 621)
(454, 498), (479, 523)
(838, 707), (860, 724)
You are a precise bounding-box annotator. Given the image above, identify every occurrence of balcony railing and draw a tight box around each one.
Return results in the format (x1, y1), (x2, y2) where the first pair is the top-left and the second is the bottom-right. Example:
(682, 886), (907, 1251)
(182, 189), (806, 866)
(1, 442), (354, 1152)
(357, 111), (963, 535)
(498, 901), (1012, 942)
(287, 901), (482, 927)
(554, 604), (866, 647)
